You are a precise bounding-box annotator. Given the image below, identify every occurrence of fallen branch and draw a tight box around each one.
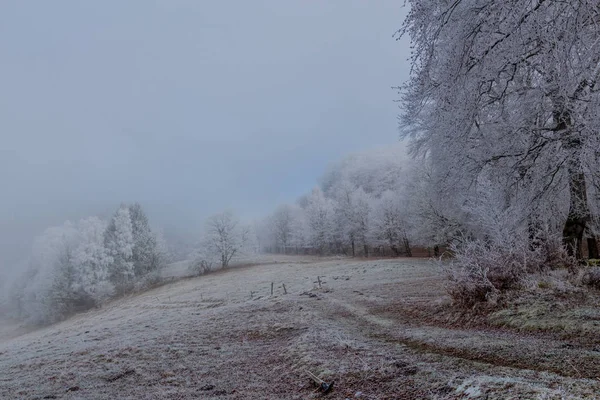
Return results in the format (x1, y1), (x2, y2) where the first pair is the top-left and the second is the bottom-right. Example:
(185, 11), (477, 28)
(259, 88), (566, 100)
(305, 370), (334, 394)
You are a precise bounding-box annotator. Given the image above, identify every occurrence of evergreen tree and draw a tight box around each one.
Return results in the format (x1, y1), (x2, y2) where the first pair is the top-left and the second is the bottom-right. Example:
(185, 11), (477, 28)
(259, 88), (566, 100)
(104, 205), (135, 292)
(128, 203), (161, 278)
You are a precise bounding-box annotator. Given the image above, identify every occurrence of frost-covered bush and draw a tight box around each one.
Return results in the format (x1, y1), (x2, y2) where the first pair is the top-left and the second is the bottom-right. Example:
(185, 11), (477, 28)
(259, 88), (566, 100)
(582, 267), (600, 290)
(133, 270), (163, 291)
(446, 230), (573, 307)
(188, 259), (213, 277)
(445, 239), (528, 307)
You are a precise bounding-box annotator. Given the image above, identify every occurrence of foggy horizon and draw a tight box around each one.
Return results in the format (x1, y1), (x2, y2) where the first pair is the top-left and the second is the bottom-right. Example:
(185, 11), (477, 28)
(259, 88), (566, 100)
(1, 1), (411, 268)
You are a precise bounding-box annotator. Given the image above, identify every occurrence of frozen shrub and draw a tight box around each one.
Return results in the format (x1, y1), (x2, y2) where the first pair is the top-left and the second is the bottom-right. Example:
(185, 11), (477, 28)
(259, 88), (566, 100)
(445, 239), (537, 307)
(582, 267), (600, 290)
(188, 259), (213, 277)
(530, 228), (576, 272)
(446, 266), (496, 307)
(133, 270), (163, 291)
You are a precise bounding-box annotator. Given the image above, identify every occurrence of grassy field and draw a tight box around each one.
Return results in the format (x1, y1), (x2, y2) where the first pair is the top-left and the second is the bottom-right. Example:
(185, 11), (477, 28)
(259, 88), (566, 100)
(1, 257), (599, 399)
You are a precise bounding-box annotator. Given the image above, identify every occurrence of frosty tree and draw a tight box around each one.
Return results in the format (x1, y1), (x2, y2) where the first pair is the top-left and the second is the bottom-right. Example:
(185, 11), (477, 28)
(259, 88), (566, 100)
(10, 218), (114, 323)
(204, 211), (249, 268)
(26, 222), (80, 323)
(332, 182), (373, 257)
(258, 145), (413, 257)
(399, 0), (600, 258)
(128, 203), (162, 278)
(104, 205), (135, 291)
(6, 202), (166, 324)
(305, 188), (335, 254)
(403, 160), (465, 250)
(71, 217), (114, 304)
(271, 204), (295, 253)
(372, 190), (412, 256)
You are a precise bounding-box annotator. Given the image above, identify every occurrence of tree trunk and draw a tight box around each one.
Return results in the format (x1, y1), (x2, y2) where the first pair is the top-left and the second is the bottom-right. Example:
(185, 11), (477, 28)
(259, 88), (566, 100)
(556, 107), (590, 260)
(351, 239), (355, 258)
(588, 236), (599, 259)
(403, 237), (412, 257)
(562, 152), (590, 260)
(363, 244), (369, 258)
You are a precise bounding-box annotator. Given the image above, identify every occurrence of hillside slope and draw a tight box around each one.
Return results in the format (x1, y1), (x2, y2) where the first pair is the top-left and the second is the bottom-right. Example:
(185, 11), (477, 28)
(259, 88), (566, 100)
(1, 258), (598, 399)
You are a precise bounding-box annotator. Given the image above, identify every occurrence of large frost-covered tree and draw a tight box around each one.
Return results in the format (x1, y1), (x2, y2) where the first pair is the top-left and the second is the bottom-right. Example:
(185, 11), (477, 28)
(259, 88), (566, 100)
(400, 0), (600, 258)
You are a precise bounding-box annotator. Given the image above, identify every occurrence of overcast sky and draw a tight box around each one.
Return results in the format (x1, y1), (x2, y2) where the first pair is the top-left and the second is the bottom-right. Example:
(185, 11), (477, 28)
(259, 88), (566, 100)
(0, 1), (411, 267)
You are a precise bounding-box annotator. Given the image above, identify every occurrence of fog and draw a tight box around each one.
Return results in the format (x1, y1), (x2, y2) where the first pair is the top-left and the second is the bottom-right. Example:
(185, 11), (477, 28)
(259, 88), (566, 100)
(0, 1), (410, 271)
(3, 3), (600, 397)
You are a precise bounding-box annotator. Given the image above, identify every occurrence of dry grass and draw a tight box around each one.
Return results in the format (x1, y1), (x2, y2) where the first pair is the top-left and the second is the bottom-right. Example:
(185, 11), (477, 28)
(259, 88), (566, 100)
(1, 256), (599, 399)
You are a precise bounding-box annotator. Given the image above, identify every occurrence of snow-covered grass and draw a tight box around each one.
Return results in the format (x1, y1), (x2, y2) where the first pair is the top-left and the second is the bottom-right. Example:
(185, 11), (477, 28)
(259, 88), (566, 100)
(161, 253), (334, 279)
(1, 256), (598, 399)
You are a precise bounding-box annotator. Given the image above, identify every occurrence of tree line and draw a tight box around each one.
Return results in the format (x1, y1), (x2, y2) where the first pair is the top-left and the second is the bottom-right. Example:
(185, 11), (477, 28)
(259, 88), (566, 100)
(5, 203), (165, 324)
(255, 145), (423, 257)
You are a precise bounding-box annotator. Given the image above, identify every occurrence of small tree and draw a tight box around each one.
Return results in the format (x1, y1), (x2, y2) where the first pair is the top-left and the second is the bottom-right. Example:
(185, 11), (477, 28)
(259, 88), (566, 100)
(204, 211), (248, 268)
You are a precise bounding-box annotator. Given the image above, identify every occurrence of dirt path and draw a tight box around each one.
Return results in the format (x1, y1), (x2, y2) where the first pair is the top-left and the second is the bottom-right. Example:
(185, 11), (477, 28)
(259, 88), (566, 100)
(0, 258), (598, 399)
(286, 263), (600, 398)
(321, 280), (600, 379)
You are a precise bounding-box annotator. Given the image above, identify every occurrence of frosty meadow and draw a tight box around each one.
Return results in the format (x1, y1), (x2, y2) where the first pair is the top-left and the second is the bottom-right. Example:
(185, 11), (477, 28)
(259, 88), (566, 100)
(2, 1), (600, 398)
